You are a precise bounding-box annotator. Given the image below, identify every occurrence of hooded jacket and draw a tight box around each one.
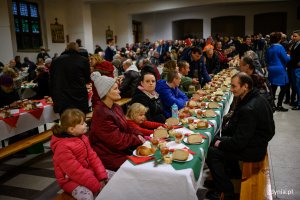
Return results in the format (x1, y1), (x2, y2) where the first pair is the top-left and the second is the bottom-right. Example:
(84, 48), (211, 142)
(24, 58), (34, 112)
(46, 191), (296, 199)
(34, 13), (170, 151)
(51, 133), (107, 194)
(155, 80), (188, 118)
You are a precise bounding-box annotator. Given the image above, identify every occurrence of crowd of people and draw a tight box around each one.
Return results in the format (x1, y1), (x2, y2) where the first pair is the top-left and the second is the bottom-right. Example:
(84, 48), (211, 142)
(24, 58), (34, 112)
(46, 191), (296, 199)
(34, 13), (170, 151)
(0, 30), (300, 200)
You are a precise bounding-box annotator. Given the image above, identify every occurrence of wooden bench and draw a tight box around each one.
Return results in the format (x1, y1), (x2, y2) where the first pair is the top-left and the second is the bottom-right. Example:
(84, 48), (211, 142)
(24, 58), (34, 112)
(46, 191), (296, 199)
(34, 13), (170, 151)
(240, 153), (272, 200)
(0, 130), (53, 160)
(115, 97), (132, 106)
(53, 192), (75, 200)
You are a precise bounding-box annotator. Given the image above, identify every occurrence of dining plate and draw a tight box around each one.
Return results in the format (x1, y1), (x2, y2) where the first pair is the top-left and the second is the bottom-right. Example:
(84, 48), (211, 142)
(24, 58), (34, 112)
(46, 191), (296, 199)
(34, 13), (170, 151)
(132, 150), (154, 157)
(183, 137), (205, 145)
(196, 124), (212, 130)
(172, 153), (193, 162)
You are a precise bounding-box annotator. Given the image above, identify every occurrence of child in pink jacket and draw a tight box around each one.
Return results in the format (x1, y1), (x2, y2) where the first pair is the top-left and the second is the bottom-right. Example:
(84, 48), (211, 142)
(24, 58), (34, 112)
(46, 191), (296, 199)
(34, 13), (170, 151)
(51, 108), (107, 200)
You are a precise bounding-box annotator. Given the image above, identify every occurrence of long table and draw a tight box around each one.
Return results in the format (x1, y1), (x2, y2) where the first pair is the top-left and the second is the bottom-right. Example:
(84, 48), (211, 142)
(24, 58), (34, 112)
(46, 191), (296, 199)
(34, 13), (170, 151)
(0, 102), (59, 141)
(96, 92), (233, 200)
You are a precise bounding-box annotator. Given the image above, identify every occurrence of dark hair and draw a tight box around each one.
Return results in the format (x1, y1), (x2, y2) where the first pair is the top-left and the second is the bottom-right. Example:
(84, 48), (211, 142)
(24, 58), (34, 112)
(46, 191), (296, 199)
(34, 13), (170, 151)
(178, 60), (188, 71)
(232, 72), (253, 90)
(241, 56), (255, 70)
(191, 47), (202, 55)
(52, 108), (85, 134)
(140, 65), (157, 82)
(164, 60), (177, 71)
(243, 35), (251, 41)
(293, 30), (300, 35)
(167, 71), (179, 83)
(269, 32), (282, 44)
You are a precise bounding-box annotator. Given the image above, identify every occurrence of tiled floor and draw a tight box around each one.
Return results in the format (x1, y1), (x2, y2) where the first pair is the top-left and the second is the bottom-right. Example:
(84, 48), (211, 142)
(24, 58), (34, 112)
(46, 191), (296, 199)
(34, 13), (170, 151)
(0, 107), (300, 200)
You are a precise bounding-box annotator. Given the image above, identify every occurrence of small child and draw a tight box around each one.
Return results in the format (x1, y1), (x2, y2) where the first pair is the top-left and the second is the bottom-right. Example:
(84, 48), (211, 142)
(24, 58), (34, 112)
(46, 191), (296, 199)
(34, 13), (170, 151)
(51, 108), (107, 200)
(126, 103), (165, 136)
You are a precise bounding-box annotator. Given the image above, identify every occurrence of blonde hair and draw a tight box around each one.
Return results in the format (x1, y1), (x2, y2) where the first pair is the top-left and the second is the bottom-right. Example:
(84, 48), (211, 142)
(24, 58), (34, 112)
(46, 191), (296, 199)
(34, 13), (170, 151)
(126, 103), (148, 121)
(52, 108), (85, 134)
(90, 54), (104, 66)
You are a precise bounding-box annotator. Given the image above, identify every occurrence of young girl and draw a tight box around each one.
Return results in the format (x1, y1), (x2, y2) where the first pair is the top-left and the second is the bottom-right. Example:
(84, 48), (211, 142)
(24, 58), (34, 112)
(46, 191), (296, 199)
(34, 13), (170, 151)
(126, 103), (165, 136)
(51, 108), (107, 200)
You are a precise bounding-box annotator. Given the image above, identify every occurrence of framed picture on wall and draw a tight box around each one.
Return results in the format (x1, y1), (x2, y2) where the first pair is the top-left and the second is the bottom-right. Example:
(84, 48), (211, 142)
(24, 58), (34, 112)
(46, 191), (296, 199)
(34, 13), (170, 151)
(106, 26), (113, 41)
(50, 18), (65, 43)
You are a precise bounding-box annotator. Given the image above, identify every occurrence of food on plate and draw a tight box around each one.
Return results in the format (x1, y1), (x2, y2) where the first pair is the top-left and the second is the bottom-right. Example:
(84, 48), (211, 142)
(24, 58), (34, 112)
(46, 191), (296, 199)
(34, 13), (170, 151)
(166, 117), (179, 126)
(136, 146), (155, 156)
(197, 120), (209, 129)
(215, 90), (224, 96)
(208, 102), (220, 109)
(196, 89), (206, 96)
(187, 134), (203, 144)
(181, 118), (188, 125)
(205, 110), (216, 118)
(214, 96), (222, 102)
(188, 100), (197, 108)
(172, 149), (189, 161)
(153, 129), (169, 139)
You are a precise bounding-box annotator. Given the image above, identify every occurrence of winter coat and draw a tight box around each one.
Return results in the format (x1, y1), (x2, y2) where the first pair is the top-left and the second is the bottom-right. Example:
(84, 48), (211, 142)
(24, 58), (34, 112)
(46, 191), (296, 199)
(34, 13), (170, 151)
(289, 41), (300, 69)
(219, 89), (275, 162)
(89, 101), (143, 171)
(50, 50), (90, 114)
(127, 119), (164, 136)
(155, 80), (188, 118)
(119, 65), (140, 98)
(265, 44), (290, 86)
(131, 88), (166, 123)
(51, 133), (107, 194)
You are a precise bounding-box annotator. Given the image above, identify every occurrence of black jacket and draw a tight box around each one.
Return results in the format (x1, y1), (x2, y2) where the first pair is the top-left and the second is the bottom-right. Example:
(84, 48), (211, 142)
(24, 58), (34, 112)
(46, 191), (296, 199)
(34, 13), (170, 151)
(131, 88), (165, 123)
(119, 70), (140, 98)
(50, 50), (90, 114)
(219, 89), (275, 162)
(289, 42), (300, 69)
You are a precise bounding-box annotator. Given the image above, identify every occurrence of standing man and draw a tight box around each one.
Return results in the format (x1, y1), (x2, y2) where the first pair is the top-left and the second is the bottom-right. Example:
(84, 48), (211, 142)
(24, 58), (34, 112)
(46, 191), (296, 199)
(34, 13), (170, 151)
(290, 30), (300, 110)
(50, 42), (90, 115)
(104, 39), (116, 62)
(76, 39), (89, 58)
(181, 47), (211, 86)
(206, 72), (275, 199)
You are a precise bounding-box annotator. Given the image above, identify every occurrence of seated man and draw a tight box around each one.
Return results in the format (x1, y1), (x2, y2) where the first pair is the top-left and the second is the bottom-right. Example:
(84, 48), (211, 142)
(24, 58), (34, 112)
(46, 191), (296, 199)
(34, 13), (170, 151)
(155, 71), (188, 118)
(119, 59), (140, 98)
(178, 60), (199, 94)
(206, 72), (275, 200)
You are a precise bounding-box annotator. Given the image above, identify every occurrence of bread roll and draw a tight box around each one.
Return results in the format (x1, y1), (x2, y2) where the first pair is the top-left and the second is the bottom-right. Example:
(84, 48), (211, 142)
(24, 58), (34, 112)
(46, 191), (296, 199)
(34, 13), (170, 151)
(153, 129), (169, 139)
(208, 102), (220, 109)
(166, 117), (179, 126)
(136, 146), (154, 156)
(205, 110), (216, 118)
(172, 149), (189, 161)
(197, 120), (208, 129)
(188, 134), (203, 144)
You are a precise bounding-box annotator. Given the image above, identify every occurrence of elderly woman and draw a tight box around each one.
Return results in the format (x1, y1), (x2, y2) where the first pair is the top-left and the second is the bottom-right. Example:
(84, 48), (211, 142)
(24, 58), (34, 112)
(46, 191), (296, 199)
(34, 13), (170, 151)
(265, 32), (290, 112)
(131, 69), (166, 123)
(89, 72), (145, 171)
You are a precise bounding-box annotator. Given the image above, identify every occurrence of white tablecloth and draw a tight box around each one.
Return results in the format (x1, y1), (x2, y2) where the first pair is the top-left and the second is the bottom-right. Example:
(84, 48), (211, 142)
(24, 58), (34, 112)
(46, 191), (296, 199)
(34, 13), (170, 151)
(0, 105), (59, 141)
(97, 148), (205, 200)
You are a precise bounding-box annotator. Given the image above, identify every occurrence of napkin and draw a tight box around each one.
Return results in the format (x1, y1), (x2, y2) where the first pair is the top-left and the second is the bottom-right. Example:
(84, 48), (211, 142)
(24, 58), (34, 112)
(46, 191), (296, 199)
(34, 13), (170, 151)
(28, 107), (44, 120)
(2, 115), (20, 128)
(127, 155), (155, 165)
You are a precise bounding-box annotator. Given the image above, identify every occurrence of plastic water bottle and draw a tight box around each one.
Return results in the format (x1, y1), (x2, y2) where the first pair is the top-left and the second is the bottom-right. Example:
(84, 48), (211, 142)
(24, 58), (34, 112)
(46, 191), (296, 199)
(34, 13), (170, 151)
(171, 103), (178, 119)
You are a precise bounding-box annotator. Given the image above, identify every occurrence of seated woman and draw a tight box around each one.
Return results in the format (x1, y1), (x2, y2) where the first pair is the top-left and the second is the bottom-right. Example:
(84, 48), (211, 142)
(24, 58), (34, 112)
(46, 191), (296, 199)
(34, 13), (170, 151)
(89, 72), (145, 171)
(33, 66), (50, 100)
(126, 103), (165, 136)
(131, 70), (166, 123)
(0, 74), (19, 108)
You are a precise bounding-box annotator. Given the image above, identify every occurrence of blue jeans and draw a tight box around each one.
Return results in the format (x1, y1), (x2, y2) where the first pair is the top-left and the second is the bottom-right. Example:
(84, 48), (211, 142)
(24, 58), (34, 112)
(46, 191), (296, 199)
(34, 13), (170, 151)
(292, 68), (300, 106)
